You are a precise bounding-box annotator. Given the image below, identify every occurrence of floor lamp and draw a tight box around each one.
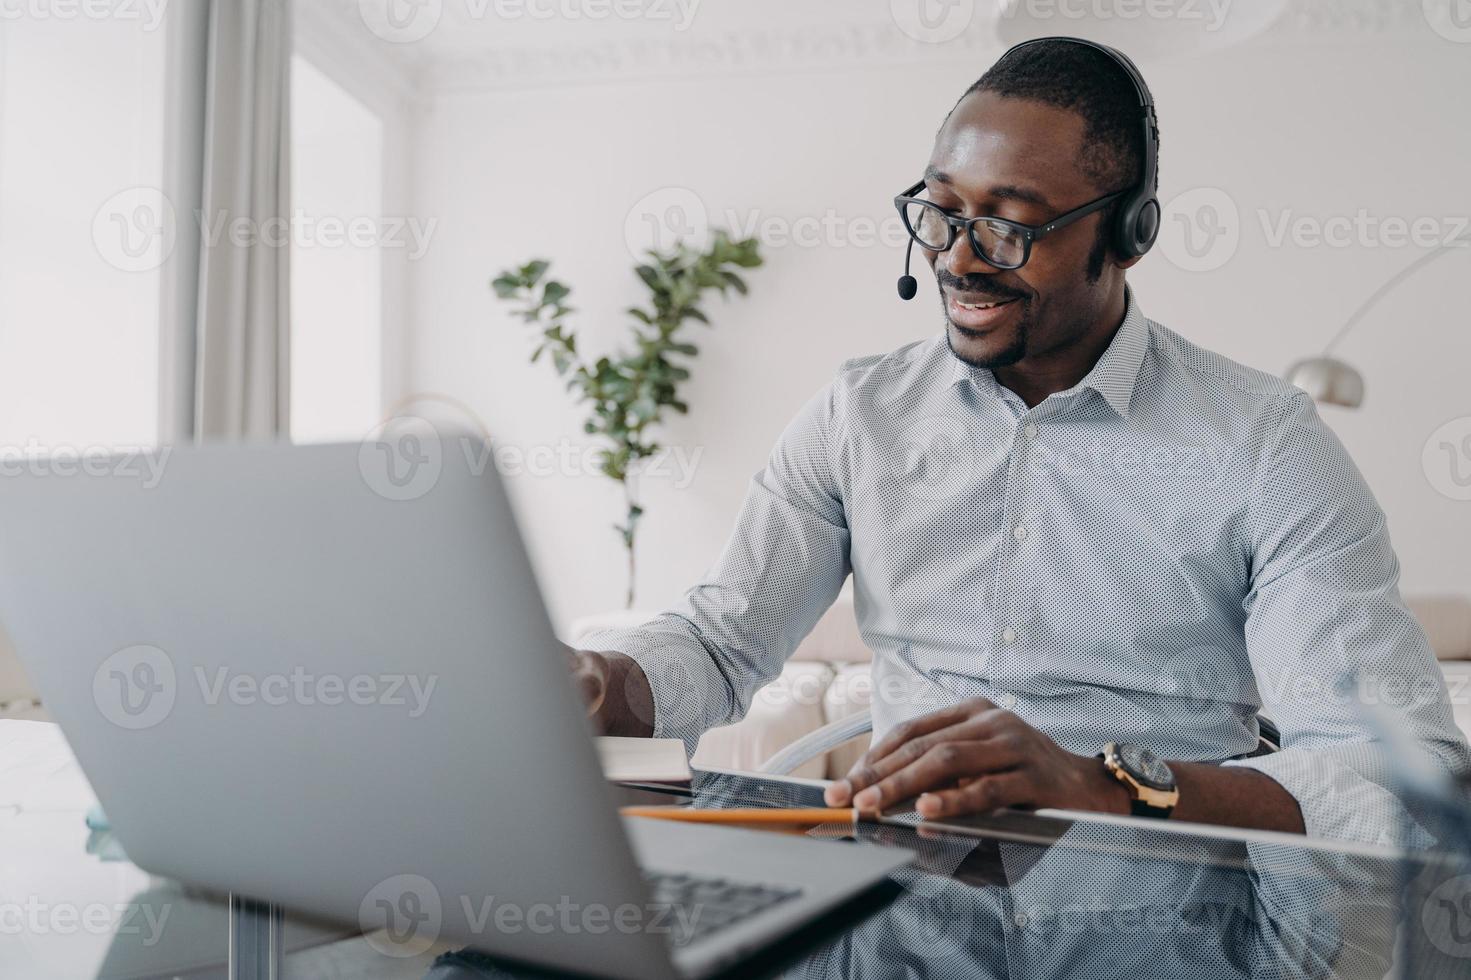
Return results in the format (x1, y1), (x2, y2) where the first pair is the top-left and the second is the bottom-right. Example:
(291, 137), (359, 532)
(1286, 237), (1469, 408)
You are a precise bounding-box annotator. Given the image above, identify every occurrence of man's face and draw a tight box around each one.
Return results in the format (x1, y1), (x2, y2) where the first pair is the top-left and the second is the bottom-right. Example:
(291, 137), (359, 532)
(922, 92), (1130, 369)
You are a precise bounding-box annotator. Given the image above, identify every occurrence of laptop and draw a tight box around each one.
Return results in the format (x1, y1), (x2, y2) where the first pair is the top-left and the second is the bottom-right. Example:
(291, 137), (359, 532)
(0, 435), (910, 979)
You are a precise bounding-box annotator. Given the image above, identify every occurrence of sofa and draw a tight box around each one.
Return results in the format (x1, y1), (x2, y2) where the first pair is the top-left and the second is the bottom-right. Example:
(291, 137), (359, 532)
(572, 592), (1471, 781)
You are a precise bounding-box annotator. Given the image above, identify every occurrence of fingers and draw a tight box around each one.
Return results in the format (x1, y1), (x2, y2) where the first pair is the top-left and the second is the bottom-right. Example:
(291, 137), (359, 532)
(829, 701), (1012, 807)
(915, 770), (1035, 819)
(862, 698), (994, 768)
(847, 734), (1027, 812)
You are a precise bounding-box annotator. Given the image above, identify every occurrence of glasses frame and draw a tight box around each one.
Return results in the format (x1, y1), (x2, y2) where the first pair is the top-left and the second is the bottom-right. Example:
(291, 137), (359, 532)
(894, 179), (1127, 271)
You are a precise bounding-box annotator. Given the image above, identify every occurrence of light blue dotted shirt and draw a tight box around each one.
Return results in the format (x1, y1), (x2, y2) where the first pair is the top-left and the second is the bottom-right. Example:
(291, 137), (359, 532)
(581, 289), (1470, 844)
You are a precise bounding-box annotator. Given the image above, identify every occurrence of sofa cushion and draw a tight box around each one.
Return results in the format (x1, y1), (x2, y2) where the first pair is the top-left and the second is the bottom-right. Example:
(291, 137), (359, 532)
(689, 661), (833, 779)
(1406, 595), (1471, 661)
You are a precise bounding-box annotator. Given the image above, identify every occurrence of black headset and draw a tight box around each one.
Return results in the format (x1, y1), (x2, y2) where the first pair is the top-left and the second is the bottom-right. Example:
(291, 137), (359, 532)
(896, 36), (1160, 300)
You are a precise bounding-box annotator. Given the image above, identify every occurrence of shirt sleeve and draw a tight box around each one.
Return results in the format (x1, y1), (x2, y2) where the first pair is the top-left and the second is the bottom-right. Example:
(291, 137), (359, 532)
(1224, 392), (1471, 845)
(576, 381), (852, 752)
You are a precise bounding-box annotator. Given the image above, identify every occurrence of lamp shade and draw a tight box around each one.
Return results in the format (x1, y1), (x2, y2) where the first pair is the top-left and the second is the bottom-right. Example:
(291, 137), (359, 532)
(1285, 356), (1364, 409)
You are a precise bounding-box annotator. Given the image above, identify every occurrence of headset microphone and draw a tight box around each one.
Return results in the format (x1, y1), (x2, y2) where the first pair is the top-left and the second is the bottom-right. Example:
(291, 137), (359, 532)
(896, 238), (918, 300)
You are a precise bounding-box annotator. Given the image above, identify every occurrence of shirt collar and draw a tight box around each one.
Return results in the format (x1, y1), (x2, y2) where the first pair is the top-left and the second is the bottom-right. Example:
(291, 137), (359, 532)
(949, 287), (1150, 419)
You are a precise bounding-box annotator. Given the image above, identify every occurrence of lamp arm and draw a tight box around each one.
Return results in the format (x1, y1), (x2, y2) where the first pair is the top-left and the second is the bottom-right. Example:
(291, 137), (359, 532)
(1322, 235), (1470, 355)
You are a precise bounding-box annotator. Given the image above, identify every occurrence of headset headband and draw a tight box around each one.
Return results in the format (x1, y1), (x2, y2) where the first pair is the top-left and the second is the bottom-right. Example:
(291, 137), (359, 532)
(1002, 36), (1158, 194)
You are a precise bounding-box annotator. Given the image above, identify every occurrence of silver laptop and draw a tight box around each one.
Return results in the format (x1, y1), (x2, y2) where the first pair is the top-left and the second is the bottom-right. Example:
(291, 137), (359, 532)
(0, 436), (910, 979)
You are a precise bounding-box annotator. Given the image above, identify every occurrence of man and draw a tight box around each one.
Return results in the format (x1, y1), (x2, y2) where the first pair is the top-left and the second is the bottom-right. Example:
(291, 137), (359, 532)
(572, 39), (1469, 841)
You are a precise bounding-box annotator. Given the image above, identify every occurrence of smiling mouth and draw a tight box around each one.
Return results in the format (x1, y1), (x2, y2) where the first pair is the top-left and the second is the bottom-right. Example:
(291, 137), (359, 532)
(947, 293), (1021, 331)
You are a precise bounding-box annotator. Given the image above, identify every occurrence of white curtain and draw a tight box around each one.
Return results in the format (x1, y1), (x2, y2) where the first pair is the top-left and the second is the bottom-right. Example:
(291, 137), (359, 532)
(161, 0), (292, 442)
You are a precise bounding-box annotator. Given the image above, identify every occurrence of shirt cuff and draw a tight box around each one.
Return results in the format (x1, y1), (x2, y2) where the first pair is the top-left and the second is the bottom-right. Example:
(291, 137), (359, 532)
(1222, 748), (1425, 848)
(575, 622), (726, 754)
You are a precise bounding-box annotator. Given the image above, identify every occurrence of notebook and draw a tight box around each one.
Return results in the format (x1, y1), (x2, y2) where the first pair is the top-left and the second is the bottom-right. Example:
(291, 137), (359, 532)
(595, 736), (692, 783)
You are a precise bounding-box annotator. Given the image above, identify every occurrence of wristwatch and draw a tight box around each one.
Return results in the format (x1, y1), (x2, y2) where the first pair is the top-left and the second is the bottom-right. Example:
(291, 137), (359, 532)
(1099, 742), (1179, 819)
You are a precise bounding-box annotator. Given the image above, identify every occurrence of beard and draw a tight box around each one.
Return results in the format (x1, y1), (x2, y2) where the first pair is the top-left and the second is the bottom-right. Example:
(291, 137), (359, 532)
(945, 318), (1028, 369)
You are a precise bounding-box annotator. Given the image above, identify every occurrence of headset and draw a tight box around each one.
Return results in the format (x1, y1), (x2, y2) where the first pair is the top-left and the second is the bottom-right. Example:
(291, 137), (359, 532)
(896, 36), (1160, 301)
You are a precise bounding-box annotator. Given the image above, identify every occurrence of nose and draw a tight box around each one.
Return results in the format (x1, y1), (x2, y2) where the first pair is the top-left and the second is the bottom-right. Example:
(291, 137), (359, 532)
(935, 230), (1004, 282)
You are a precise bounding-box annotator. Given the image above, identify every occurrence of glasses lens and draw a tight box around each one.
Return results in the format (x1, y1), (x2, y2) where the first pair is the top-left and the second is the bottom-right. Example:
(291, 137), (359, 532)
(971, 219), (1027, 268)
(903, 201), (951, 251)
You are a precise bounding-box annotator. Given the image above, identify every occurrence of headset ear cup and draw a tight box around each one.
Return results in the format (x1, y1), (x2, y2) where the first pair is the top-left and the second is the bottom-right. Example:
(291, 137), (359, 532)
(1114, 193), (1160, 259)
(1135, 198), (1161, 255)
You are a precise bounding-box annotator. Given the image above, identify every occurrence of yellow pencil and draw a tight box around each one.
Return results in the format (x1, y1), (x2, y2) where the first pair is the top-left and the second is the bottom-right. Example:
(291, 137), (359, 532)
(620, 806), (860, 825)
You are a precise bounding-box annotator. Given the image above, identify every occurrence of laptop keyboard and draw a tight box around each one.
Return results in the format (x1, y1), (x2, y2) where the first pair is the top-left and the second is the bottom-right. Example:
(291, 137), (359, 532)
(643, 871), (803, 948)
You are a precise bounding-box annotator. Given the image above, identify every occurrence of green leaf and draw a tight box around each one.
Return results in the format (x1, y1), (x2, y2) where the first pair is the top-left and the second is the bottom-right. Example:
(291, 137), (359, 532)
(522, 259), (549, 284)
(542, 280), (570, 304)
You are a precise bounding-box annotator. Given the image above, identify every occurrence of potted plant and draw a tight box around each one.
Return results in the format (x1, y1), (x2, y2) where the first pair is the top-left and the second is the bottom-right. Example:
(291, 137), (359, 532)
(493, 230), (762, 608)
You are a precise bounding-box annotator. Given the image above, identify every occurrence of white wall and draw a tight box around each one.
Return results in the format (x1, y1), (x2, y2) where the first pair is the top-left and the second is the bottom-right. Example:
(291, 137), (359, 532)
(401, 21), (1471, 628)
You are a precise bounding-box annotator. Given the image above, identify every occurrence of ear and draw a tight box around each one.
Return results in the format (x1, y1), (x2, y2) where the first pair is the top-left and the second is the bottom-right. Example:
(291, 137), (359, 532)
(1114, 252), (1146, 271)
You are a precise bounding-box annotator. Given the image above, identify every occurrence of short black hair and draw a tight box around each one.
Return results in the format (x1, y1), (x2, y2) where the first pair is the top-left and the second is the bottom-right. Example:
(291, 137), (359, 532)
(960, 38), (1156, 197)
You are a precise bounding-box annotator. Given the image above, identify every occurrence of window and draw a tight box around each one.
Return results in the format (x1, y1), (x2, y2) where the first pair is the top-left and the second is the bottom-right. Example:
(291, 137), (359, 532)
(0, 17), (166, 452)
(288, 55), (384, 444)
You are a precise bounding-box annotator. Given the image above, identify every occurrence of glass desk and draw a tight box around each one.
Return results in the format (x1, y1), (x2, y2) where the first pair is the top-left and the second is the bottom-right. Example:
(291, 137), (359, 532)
(3, 719), (1469, 979)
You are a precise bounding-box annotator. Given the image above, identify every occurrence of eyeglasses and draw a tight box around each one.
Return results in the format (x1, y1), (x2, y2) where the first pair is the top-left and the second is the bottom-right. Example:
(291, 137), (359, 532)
(894, 180), (1126, 271)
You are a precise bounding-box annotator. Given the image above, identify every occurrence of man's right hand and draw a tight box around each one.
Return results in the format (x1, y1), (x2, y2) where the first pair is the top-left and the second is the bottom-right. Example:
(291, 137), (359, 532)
(563, 646), (655, 738)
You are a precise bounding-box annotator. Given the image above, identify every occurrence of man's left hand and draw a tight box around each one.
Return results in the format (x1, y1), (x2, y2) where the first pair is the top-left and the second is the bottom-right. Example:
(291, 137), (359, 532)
(823, 697), (1133, 819)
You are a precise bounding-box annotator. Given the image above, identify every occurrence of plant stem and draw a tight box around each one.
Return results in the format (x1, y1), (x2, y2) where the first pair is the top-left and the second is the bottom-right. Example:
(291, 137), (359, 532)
(624, 476), (637, 609)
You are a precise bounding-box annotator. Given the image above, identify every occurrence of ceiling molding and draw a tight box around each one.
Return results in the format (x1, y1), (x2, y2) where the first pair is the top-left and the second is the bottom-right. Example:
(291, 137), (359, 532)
(304, 0), (1455, 97)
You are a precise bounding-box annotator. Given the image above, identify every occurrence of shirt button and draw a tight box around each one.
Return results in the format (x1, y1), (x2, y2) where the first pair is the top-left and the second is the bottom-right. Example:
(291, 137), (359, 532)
(1013, 911), (1029, 928)
(1023, 423), (1038, 440)
(1001, 628), (1017, 645)
(997, 693), (1017, 710)
(1012, 525), (1029, 542)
